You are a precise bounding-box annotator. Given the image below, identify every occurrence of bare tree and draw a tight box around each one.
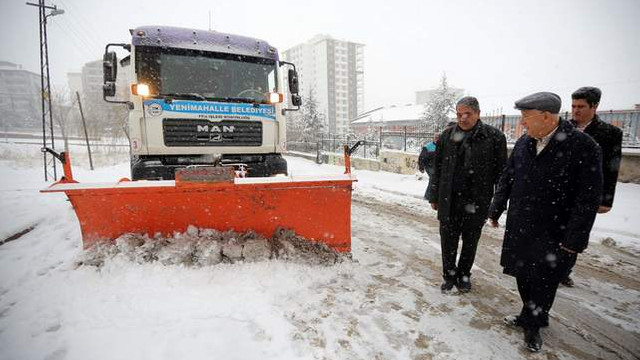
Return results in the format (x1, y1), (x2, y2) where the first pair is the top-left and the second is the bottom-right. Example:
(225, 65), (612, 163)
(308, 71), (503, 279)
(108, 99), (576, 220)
(82, 93), (129, 142)
(50, 86), (77, 151)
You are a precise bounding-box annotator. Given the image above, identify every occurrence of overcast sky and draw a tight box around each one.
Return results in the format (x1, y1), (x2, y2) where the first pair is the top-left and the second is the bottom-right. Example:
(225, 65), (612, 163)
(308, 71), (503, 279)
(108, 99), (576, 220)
(1, 0), (639, 114)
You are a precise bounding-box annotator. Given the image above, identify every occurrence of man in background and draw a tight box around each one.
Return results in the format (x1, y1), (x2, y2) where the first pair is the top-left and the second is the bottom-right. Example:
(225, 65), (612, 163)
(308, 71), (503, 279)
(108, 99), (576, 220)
(560, 86), (623, 287)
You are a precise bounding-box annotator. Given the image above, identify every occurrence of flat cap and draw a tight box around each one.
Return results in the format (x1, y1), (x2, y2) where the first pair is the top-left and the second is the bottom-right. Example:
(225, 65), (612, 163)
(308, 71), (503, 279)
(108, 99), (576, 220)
(514, 92), (561, 114)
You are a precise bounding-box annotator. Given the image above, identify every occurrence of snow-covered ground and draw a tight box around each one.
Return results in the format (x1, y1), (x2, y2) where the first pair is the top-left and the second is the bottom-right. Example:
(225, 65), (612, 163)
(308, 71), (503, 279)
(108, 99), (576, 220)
(1, 143), (639, 359)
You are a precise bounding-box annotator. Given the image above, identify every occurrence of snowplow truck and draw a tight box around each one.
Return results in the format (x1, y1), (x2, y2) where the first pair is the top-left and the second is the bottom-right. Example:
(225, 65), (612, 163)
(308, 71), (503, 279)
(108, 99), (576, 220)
(103, 25), (302, 180)
(41, 26), (357, 254)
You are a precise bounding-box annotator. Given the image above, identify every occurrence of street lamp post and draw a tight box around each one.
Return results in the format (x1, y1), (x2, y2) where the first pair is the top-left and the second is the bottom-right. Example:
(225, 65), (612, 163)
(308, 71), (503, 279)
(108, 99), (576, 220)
(26, 1), (64, 181)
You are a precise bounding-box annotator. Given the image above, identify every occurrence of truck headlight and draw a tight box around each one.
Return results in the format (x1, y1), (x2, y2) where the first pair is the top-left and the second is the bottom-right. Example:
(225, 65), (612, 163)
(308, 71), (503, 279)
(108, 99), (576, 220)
(131, 83), (151, 97)
(269, 92), (283, 104)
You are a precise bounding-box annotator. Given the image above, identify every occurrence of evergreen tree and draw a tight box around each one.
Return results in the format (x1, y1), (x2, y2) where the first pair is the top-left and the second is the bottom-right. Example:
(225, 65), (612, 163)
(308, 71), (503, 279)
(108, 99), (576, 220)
(421, 73), (458, 135)
(299, 89), (325, 142)
(365, 118), (378, 141)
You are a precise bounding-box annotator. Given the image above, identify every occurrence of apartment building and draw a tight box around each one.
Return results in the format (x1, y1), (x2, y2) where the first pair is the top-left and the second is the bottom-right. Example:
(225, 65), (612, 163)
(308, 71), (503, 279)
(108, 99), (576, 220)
(0, 61), (42, 129)
(283, 35), (364, 135)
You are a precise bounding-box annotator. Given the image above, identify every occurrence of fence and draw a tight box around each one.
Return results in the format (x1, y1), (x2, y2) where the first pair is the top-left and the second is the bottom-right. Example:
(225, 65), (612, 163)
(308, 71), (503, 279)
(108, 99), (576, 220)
(287, 136), (381, 160)
(378, 129), (435, 154)
(483, 110), (640, 147)
(287, 110), (640, 158)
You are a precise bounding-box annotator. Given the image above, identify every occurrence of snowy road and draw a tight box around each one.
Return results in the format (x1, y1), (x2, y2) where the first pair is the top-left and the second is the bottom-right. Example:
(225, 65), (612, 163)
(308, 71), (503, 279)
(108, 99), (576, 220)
(1, 147), (639, 359)
(344, 191), (640, 359)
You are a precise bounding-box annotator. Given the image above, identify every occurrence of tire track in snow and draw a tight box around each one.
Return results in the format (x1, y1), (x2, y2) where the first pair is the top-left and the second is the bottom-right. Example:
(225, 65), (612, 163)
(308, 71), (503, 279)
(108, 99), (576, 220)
(350, 191), (640, 360)
(0, 224), (38, 247)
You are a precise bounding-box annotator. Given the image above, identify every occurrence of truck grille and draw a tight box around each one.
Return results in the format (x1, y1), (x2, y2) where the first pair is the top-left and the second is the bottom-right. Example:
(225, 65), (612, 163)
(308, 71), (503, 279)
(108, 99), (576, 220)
(163, 119), (263, 147)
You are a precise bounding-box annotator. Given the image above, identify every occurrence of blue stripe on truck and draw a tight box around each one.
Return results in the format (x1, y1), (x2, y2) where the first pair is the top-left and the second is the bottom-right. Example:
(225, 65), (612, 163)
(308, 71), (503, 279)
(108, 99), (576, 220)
(144, 100), (276, 120)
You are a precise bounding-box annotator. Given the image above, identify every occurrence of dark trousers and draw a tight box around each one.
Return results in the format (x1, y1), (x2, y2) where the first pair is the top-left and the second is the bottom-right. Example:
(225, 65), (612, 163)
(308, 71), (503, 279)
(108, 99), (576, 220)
(516, 252), (577, 330)
(439, 213), (484, 280)
(563, 254), (578, 278)
(424, 167), (434, 199)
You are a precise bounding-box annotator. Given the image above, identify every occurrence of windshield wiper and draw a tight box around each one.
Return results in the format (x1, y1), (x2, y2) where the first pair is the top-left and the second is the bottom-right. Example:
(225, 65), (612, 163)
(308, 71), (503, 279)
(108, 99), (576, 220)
(160, 93), (206, 101)
(206, 97), (267, 104)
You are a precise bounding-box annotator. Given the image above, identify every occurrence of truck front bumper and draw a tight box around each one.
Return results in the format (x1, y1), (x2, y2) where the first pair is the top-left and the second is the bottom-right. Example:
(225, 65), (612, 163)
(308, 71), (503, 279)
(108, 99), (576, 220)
(131, 153), (288, 180)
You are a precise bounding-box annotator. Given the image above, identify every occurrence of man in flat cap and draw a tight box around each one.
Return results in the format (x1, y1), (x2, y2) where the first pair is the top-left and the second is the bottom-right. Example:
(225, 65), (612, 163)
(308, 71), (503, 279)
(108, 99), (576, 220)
(488, 92), (602, 352)
(559, 87), (623, 287)
(428, 96), (507, 293)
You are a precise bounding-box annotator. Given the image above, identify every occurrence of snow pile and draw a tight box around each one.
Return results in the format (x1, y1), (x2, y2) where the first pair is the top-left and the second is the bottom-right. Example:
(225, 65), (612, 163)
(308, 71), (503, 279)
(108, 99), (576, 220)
(77, 226), (347, 268)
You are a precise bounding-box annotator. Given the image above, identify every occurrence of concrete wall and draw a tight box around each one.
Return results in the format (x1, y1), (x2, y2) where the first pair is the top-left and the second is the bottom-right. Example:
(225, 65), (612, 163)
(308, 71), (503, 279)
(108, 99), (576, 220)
(324, 152), (381, 172)
(620, 152), (640, 183)
(378, 150), (420, 175)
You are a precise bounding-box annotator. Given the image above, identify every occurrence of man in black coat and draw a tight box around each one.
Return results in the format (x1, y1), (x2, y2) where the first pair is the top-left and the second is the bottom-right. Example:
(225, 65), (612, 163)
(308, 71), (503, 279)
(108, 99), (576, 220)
(427, 96), (507, 293)
(488, 92), (602, 352)
(560, 86), (623, 287)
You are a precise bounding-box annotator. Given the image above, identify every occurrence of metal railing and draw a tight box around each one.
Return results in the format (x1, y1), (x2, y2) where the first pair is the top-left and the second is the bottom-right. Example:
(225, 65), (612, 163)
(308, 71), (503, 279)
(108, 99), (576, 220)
(483, 110), (640, 147)
(287, 110), (640, 158)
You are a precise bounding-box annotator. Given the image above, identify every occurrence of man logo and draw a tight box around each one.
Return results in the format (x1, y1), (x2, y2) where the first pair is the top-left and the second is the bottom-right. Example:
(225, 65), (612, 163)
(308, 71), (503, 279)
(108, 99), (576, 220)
(196, 125), (236, 133)
(147, 103), (163, 117)
(196, 124), (235, 142)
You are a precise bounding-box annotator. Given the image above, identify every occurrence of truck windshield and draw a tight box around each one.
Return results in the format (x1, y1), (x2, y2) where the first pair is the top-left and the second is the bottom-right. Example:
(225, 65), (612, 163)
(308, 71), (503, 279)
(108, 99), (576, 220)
(136, 46), (277, 103)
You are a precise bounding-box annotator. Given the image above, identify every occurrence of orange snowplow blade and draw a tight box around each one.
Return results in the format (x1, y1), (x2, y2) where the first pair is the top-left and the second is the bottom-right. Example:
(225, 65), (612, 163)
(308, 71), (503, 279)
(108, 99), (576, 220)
(42, 174), (356, 252)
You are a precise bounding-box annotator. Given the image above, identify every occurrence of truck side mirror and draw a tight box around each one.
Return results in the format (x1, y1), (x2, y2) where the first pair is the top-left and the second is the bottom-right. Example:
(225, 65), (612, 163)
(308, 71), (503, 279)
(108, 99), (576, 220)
(103, 51), (118, 83)
(280, 61), (302, 114)
(103, 82), (116, 97)
(288, 69), (299, 94)
(102, 43), (132, 106)
(291, 94), (302, 107)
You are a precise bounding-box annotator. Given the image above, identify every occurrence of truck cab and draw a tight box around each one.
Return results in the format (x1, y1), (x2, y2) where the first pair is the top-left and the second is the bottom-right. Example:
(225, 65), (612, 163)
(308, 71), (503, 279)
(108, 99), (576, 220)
(103, 26), (301, 180)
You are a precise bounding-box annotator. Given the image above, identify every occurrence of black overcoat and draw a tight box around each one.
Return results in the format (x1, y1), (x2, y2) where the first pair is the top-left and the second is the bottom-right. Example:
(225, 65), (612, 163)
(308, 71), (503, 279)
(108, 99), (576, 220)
(489, 120), (603, 277)
(428, 120), (507, 221)
(571, 115), (623, 208)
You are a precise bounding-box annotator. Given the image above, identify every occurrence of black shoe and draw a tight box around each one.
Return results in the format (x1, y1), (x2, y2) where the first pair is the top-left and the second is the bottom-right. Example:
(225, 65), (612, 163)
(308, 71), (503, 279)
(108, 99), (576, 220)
(524, 328), (543, 353)
(560, 276), (575, 287)
(503, 315), (522, 328)
(457, 275), (471, 293)
(440, 278), (456, 293)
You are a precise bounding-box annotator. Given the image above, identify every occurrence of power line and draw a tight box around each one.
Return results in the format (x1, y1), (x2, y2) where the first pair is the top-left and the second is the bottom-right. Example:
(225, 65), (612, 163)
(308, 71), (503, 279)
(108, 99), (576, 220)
(54, 19), (99, 55)
(56, 0), (107, 52)
(50, 20), (99, 60)
(51, 15), (101, 55)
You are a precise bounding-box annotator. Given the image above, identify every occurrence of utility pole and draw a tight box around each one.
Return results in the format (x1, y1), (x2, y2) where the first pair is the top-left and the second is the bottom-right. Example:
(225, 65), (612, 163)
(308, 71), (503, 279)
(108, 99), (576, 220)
(26, 1), (64, 181)
(76, 91), (93, 170)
